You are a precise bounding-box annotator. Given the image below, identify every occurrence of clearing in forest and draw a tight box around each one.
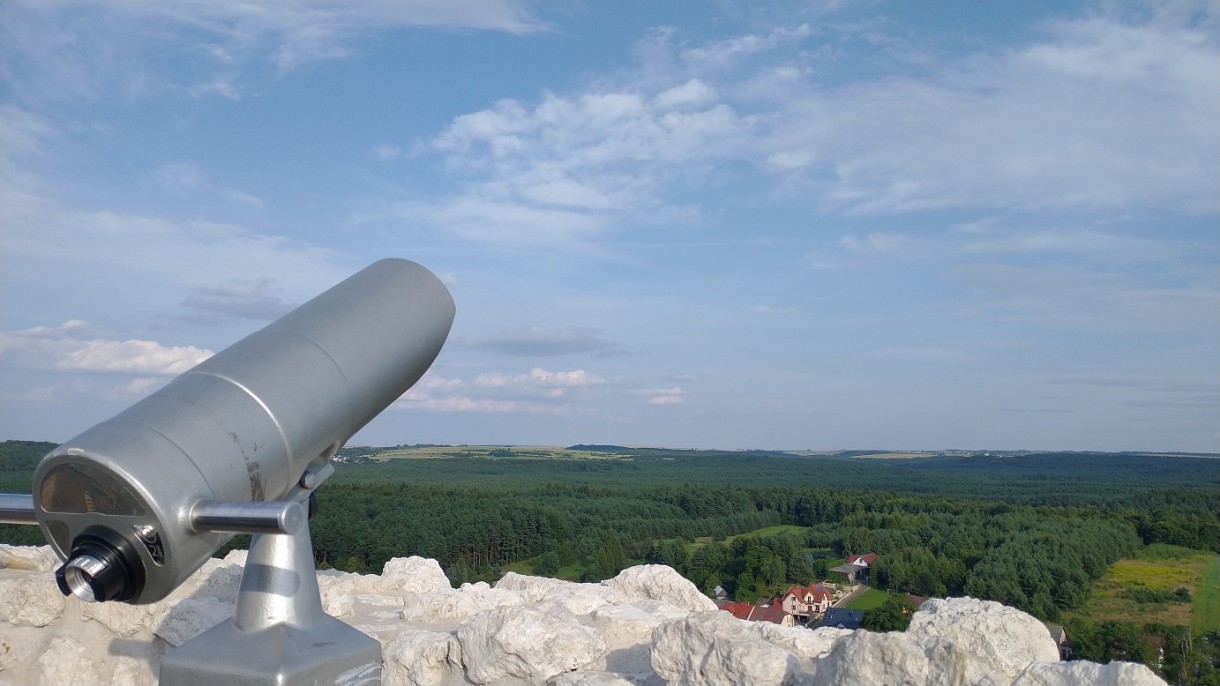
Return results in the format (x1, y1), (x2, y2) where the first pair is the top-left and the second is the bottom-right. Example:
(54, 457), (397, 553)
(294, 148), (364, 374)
(1194, 554), (1220, 636)
(1066, 545), (1213, 631)
(684, 525), (809, 553)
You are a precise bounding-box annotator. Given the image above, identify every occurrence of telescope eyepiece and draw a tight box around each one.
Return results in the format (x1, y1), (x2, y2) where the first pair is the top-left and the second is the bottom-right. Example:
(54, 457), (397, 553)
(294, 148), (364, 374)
(54, 527), (145, 603)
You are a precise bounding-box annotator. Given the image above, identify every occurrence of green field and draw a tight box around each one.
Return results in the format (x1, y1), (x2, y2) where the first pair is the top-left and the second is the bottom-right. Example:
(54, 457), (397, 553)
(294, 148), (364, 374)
(843, 587), (889, 610)
(1064, 545), (1214, 631)
(1193, 555), (1220, 636)
(684, 524), (809, 553)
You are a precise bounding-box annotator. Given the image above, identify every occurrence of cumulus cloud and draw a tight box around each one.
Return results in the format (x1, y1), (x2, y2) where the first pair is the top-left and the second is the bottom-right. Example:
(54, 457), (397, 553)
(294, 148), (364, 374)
(408, 7), (1216, 255)
(411, 82), (756, 247)
(394, 368), (590, 415)
(0, 321), (213, 375)
(475, 368), (605, 396)
(763, 8), (1220, 214)
(180, 278), (294, 323)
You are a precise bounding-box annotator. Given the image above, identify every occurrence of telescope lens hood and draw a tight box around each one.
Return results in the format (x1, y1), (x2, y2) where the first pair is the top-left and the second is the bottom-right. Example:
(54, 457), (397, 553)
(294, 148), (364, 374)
(55, 527), (145, 603)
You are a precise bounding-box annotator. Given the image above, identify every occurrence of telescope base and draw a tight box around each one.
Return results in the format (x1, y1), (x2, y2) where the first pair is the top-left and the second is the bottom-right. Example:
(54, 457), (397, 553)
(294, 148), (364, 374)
(159, 615), (381, 686)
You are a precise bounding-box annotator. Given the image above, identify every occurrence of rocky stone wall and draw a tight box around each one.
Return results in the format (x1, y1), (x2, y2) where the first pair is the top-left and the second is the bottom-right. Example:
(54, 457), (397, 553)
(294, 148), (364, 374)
(0, 545), (1166, 686)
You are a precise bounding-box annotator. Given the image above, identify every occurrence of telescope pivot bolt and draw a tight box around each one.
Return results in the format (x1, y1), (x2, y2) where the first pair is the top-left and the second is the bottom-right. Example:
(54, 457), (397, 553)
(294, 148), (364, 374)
(55, 527), (144, 603)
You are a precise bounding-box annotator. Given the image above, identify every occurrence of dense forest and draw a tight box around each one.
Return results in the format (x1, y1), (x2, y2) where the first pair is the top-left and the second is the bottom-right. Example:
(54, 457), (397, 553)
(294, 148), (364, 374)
(3, 440), (1219, 683)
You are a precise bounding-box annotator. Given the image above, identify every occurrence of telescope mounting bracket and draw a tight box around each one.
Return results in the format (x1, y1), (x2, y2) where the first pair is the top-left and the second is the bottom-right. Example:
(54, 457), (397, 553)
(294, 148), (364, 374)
(159, 470), (381, 686)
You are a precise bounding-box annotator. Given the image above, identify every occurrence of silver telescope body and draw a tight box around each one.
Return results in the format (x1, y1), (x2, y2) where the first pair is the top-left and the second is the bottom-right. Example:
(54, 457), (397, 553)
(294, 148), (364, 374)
(25, 258), (455, 604)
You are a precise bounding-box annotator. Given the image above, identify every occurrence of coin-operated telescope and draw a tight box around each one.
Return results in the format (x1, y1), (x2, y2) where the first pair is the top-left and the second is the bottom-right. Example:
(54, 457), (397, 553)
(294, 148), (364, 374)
(0, 258), (455, 685)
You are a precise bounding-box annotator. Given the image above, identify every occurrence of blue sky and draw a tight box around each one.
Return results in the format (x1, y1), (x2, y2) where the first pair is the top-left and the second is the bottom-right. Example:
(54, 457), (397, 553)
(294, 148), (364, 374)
(1, 1), (1217, 452)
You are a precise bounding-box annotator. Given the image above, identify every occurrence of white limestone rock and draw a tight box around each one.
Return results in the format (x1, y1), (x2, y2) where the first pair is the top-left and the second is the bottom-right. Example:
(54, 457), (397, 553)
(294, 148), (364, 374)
(382, 628), (463, 686)
(534, 582), (628, 617)
(0, 546), (59, 571)
(0, 572), (65, 627)
(81, 595), (172, 638)
(587, 604), (667, 677)
(552, 672), (654, 686)
(751, 622), (851, 668)
(106, 659), (155, 686)
(495, 571), (567, 602)
(604, 565), (718, 613)
(400, 583), (525, 624)
(909, 597), (1061, 680)
(380, 556), (452, 595)
(1013, 660), (1169, 686)
(808, 629), (931, 686)
(0, 547), (1175, 686)
(650, 610), (800, 686)
(193, 555), (245, 597)
(36, 636), (97, 686)
(318, 568), (392, 616)
(458, 606), (607, 684)
(153, 595), (234, 647)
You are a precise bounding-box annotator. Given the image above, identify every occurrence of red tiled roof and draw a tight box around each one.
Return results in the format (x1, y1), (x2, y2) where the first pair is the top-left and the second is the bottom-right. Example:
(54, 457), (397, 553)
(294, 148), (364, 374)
(720, 601), (754, 620)
(847, 553), (878, 566)
(749, 605), (790, 625)
(720, 601), (791, 625)
(782, 583), (833, 604)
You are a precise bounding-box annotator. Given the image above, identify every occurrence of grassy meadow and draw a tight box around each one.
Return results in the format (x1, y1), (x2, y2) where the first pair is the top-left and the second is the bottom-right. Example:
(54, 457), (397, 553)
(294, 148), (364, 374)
(1065, 544), (1215, 632)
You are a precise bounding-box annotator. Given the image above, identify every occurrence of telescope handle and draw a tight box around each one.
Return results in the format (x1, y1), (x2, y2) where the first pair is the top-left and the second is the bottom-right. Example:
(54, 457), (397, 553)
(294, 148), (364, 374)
(189, 500), (305, 535)
(0, 493), (36, 525)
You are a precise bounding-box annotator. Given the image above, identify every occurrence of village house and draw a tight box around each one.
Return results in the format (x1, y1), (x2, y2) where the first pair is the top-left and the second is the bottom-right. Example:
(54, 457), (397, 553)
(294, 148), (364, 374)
(780, 582), (835, 620)
(830, 552), (878, 583)
(817, 608), (865, 630)
(720, 601), (795, 628)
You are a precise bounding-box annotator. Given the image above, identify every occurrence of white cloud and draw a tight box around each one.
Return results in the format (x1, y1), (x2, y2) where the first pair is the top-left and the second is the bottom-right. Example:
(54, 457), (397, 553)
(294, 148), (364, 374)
(186, 76), (241, 100)
(395, 369), (581, 414)
(0, 0), (546, 102)
(632, 387), (686, 405)
(682, 24), (814, 68)
(749, 304), (797, 314)
(417, 82), (756, 247)
(475, 368), (605, 396)
(764, 8), (1220, 214)
(395, 394), (569, 415)
(654, 79), (717, 110)
(223, 189), (265, 208)
(154, 162), (205, 196)
(180, 278), (293, 323)
(0, 321), (213, 375)
(412, 8), (1217, 255)
(3, 196), (345, 314)
(113, 377), (164, 397)
(802, 231), (909, 269)
(838, 232), (906, 255)
(0, 106), (52, 192)
(372, 144), (402, 162)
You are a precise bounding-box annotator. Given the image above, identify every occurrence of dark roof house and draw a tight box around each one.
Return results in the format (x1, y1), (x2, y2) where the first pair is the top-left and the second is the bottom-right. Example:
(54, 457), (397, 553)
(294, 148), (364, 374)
(817, 608), (864, 630)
